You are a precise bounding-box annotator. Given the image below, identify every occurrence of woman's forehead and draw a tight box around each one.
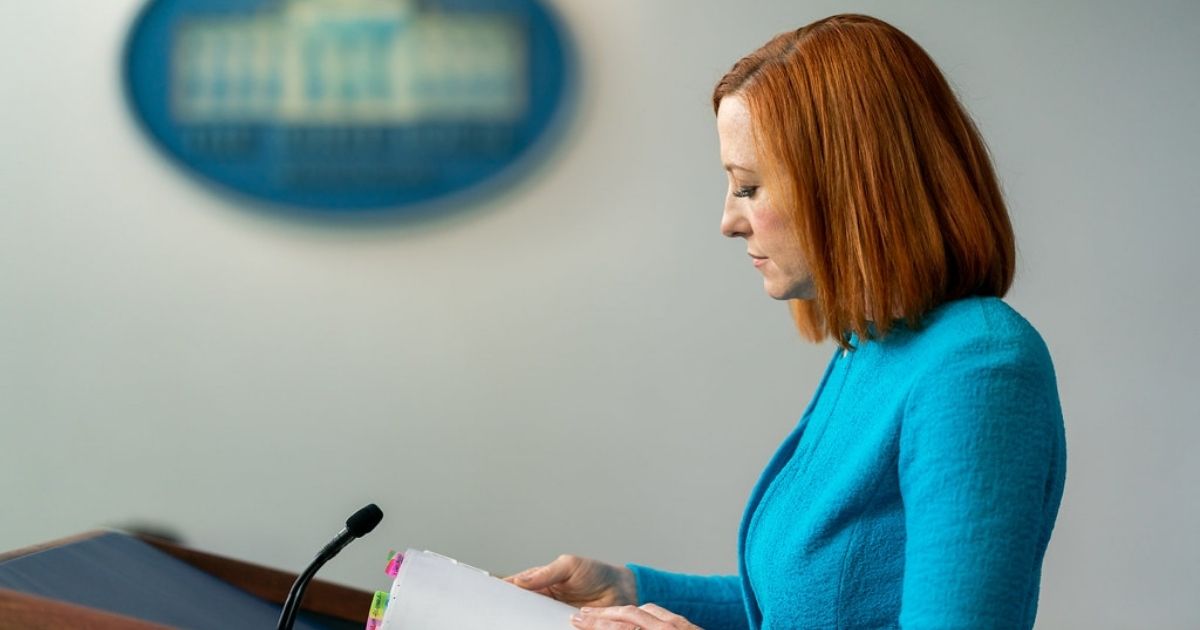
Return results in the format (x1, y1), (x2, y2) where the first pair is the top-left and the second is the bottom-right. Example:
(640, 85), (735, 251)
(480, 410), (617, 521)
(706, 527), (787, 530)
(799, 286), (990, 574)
(717, 96), (758, 172)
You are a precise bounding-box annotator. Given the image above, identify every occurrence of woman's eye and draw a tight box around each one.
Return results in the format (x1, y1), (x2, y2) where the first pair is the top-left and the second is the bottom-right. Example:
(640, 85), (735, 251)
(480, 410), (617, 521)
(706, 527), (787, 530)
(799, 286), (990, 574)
(732, 185), (759, 199)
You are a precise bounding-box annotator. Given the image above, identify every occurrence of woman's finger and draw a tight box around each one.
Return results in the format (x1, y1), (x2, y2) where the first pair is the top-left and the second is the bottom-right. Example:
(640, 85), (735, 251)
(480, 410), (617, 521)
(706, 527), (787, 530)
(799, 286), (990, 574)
(504, 578), (554, 598)
(639, 603), (690, 625)
(513, 555), (577, 590)
(571, 618), (637, 630)
(569, 607), (641, 629)
(503, 566), (542, 584)
(572, 605), (673, 629)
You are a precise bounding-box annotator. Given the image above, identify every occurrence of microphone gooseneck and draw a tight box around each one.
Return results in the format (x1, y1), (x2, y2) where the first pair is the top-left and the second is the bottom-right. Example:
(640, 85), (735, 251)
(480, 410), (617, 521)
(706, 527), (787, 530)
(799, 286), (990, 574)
(277, 504), (384, 630)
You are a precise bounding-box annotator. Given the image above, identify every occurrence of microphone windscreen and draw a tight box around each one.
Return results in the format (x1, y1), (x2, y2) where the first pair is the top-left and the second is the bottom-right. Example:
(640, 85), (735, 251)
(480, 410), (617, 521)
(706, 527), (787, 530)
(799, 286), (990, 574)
(346, 503), (384, 537)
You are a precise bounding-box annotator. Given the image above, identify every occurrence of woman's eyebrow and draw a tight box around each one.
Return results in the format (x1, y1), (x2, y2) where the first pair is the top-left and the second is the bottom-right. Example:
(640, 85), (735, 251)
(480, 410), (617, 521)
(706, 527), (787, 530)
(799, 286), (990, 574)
(724, 162), (755, 173)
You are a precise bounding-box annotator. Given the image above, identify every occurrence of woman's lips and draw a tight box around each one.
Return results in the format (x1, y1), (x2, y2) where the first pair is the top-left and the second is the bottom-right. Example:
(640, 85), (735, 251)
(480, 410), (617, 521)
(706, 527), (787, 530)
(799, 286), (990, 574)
(750, 253), (767, 268)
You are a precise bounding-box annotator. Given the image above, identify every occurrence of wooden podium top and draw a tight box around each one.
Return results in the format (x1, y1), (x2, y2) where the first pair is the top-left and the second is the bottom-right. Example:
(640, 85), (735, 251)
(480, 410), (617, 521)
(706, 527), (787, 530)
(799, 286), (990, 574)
(0, 530), (373, 630)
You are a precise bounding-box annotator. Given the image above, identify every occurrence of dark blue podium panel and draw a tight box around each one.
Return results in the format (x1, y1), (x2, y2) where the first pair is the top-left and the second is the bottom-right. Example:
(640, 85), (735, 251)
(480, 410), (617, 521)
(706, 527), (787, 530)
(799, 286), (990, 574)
(0, 532), (347, 630)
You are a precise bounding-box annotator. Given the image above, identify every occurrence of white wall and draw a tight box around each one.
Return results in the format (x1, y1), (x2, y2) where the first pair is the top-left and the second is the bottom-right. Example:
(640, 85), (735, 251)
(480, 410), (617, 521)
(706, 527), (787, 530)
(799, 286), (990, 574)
(2, 1), (1197, 628)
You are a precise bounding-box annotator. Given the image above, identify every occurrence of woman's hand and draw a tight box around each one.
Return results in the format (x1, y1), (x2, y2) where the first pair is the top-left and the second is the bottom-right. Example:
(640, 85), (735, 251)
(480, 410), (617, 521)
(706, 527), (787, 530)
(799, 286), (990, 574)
(504, 554), (637, 608)
(570, 603), (703, 629)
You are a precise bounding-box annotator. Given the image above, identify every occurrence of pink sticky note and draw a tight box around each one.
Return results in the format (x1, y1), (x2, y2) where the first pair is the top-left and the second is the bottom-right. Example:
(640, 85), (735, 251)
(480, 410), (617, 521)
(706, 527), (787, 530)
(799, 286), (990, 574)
(385, 552), (405, 577)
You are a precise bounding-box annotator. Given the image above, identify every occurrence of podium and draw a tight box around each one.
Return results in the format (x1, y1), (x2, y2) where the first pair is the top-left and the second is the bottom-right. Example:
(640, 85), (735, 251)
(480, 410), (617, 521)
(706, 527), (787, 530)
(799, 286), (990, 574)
(0, 530), (373, 629)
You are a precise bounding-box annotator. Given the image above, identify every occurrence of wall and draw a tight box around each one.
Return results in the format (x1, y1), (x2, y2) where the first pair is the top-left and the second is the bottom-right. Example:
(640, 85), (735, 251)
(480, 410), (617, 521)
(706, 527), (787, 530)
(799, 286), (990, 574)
(1, 1), (1197, 627)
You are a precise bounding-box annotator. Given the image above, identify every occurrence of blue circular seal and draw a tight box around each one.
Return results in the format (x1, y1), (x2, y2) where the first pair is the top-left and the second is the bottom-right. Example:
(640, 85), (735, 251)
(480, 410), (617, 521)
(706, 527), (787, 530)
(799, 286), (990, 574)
(124, 0), (574, 215)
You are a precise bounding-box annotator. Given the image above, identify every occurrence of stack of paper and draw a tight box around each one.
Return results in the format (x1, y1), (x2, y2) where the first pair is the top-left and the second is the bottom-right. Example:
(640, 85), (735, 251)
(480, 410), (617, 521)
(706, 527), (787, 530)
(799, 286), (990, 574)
(377, 549), (578, 630)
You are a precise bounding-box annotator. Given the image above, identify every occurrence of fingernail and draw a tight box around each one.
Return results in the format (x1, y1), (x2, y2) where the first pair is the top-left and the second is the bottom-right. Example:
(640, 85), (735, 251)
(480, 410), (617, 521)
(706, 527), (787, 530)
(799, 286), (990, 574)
(579, 607), (592, 613)
(571, 613), (585, 623)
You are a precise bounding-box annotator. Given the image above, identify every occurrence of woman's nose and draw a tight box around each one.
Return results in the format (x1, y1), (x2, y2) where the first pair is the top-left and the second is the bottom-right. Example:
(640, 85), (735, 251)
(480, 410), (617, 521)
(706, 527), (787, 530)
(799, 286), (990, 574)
(721, 202), (749, 239)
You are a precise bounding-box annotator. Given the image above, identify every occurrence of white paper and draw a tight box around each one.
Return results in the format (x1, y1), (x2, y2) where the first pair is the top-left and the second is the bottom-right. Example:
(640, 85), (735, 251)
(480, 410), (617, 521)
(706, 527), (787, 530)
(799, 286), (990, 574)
(379, 549), (579, 630)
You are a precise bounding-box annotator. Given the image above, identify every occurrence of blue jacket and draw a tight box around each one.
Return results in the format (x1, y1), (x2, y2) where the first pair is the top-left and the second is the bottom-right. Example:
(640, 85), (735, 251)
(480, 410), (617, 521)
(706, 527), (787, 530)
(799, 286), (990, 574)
(629, 297), (1066, 629)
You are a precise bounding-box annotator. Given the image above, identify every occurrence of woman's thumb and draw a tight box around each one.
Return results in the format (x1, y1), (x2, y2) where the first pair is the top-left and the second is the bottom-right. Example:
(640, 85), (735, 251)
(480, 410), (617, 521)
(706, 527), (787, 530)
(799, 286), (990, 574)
(514, 556), (575, 590)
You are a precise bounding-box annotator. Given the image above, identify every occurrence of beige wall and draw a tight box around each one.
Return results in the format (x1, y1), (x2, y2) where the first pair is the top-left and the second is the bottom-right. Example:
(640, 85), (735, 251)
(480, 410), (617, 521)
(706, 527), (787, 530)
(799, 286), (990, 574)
(2, 1), (1197, 627)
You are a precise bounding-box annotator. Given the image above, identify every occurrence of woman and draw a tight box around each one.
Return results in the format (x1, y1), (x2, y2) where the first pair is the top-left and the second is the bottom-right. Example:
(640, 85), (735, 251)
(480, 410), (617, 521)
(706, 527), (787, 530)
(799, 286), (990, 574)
(507, 14), (1066, 630)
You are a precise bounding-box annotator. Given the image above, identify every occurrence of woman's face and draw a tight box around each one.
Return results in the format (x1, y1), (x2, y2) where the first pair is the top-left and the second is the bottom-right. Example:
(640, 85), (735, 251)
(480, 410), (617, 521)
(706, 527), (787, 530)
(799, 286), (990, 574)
(717, 95), (815, 301)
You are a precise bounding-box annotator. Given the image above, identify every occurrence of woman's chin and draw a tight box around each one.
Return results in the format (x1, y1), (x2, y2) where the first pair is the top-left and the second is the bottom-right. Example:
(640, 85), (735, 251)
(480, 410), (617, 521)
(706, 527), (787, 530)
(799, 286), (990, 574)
(764, 278), (816, 301)
(763, 282), (792, 301)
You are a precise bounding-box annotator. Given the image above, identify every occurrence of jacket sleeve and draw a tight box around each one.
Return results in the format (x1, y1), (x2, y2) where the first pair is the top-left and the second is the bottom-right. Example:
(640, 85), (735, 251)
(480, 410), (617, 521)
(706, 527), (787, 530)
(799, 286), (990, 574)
(897, 333), (1067, 629)
(626, 564), (749, 630)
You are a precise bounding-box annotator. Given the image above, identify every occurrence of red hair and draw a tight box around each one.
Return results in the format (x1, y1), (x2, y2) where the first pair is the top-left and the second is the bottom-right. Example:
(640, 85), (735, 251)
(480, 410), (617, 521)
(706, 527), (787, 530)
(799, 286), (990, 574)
(713, 14), (1015, 348)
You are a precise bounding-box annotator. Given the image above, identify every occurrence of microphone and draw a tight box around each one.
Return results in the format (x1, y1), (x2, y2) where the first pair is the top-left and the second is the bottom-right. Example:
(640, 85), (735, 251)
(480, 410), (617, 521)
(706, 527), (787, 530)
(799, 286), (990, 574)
(277, 503), (384, 630)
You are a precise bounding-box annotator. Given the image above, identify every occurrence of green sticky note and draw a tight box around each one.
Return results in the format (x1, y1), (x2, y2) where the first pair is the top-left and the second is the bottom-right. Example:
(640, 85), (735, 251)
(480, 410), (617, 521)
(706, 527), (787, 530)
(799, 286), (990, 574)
(369, 590), (389, 620)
